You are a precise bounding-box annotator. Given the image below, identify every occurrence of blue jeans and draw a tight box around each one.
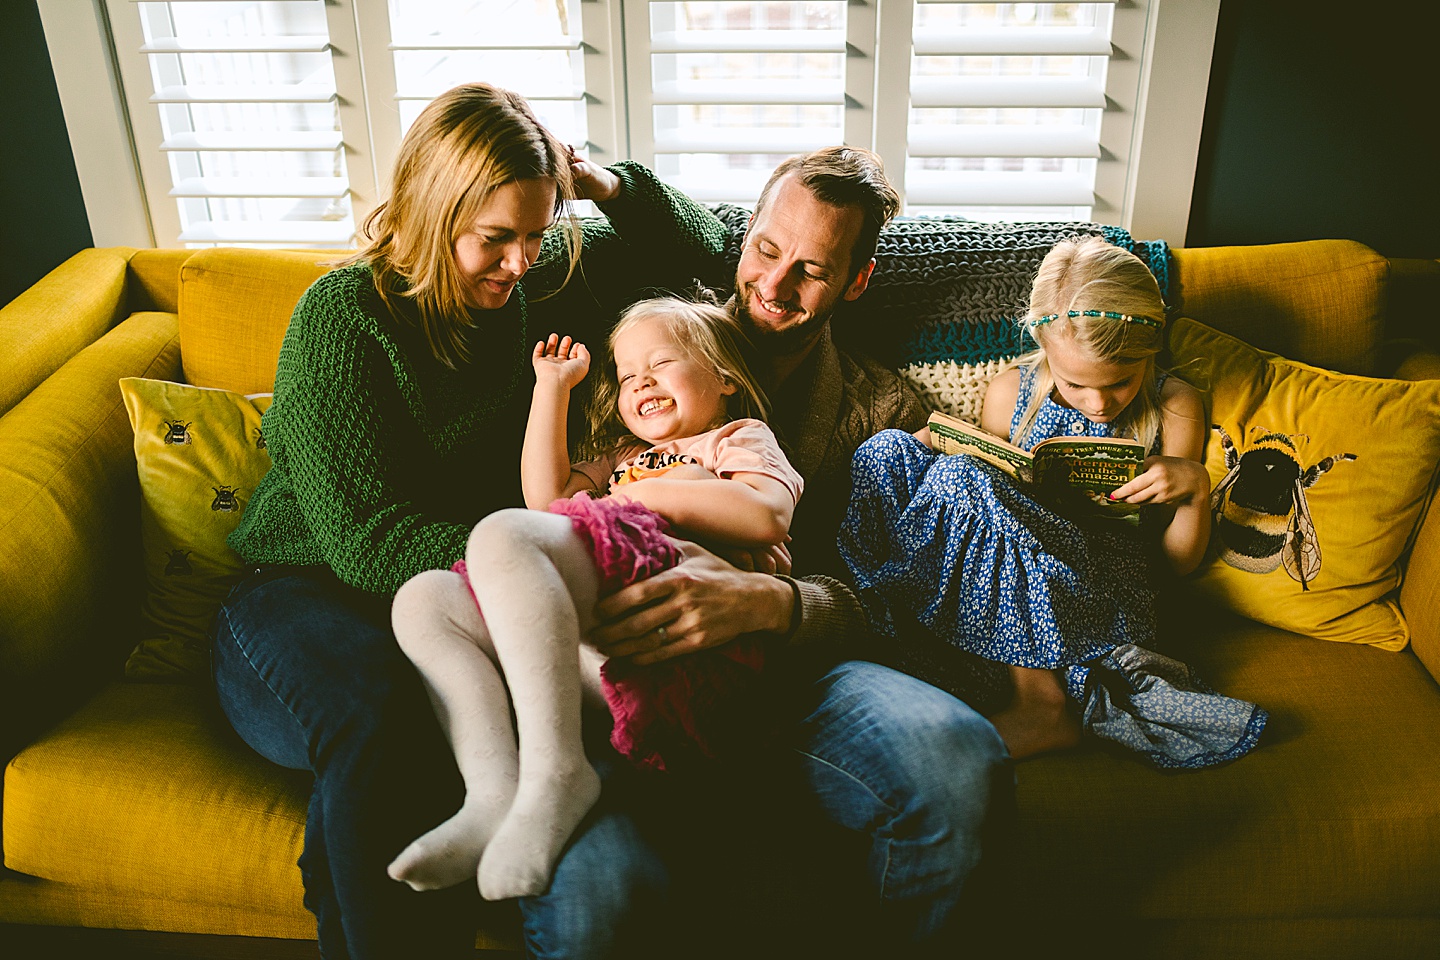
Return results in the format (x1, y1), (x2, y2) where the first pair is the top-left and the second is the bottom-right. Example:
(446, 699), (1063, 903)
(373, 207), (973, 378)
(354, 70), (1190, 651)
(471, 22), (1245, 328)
(211, 566), (667, 960)
(788, 659), (1010, 945)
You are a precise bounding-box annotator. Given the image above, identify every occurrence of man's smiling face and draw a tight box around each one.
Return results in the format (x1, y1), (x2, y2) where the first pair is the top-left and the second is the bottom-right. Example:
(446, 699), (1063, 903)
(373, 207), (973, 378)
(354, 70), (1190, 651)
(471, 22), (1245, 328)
(733, 174), (872, 353)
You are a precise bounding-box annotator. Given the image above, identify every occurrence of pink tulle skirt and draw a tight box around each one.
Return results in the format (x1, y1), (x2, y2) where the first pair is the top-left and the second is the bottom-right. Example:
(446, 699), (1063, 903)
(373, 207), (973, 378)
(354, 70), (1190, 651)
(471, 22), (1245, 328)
(454, 497), (766, 772)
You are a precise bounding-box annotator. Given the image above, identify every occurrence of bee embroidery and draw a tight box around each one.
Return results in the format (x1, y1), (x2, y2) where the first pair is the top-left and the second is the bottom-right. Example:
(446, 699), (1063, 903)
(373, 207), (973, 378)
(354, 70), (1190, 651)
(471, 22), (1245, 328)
(161, 420), (192, 445)
(211, 485), (243, 512)
(164, 549), (193, 576)
(1209, 425), (1356, 590)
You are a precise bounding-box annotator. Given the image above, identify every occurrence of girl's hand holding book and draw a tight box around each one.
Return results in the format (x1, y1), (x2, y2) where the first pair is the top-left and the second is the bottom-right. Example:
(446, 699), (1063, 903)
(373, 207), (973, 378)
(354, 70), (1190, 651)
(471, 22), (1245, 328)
(1108, 455), (1210, 506)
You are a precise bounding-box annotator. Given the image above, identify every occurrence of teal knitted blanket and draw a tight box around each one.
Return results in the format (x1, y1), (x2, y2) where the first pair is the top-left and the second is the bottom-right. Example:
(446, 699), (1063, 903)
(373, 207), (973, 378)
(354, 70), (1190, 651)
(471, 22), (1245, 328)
(707, 206), (1173, 371)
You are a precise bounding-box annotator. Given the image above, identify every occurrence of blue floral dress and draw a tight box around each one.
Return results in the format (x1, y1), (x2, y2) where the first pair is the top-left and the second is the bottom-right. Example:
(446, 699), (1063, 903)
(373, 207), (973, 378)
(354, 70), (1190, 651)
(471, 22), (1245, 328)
(839, 366), (1267, 769)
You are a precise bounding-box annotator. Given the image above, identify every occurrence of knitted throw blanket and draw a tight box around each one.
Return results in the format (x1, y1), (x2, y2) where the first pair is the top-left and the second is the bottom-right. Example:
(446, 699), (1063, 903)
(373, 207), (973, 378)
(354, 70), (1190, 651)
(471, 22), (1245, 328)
(708, 206), (1173, 424)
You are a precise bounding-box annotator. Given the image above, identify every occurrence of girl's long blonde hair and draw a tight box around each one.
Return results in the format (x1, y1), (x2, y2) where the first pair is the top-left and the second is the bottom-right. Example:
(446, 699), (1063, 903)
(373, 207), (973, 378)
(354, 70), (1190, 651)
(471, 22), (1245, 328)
(579, 297), (771, 461)
(343, 83), (582, 368)
(1013, 236), (1168, 452)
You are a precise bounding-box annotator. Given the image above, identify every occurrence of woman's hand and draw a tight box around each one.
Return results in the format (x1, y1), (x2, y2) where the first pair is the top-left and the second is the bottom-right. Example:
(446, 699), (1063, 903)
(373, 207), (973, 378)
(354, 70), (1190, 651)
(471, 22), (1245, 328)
(589, 539), (794, 665)
(1109, 455), (1210, 506)
(532, 334), (590, 390)
(570, 155), (621, 203)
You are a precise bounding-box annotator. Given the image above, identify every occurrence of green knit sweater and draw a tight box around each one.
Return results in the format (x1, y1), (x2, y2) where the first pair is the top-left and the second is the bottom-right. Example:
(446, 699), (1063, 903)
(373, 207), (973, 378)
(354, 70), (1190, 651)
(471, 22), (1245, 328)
(228, 162), (727, 595)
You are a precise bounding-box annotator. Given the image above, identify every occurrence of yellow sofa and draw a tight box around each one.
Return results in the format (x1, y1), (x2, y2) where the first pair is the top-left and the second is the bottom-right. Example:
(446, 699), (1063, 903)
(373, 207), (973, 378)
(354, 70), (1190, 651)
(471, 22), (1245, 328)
(2, 241), (1439, 959)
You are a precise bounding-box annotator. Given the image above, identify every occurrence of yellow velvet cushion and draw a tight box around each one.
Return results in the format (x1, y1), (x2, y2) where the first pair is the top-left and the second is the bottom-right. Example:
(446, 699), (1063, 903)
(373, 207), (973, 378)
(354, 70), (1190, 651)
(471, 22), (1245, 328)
(1170, 240), (1388, 376)
(178, 248), (334, 394)
(1170, 318), (1440, 650)
(119, 377), (272, 680)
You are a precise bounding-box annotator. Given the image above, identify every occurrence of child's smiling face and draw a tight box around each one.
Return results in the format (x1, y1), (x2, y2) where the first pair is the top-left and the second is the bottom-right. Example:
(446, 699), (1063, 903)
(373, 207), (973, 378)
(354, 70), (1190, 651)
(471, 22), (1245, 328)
(613, 315), (737, 444)
(1044, 332), (1147, 424)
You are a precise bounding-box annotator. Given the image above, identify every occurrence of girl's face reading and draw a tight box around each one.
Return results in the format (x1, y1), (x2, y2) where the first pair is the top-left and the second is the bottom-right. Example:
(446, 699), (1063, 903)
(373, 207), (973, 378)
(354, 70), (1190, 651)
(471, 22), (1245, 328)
(613, 316), (737, 445)
(1044, 332), (1147, 424)
(452, 178), (556, 310)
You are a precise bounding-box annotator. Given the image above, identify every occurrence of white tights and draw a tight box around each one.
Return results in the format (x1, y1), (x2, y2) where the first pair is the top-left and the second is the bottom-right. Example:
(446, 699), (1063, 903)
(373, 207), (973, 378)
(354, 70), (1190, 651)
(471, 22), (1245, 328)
(387, 509), (607, 901)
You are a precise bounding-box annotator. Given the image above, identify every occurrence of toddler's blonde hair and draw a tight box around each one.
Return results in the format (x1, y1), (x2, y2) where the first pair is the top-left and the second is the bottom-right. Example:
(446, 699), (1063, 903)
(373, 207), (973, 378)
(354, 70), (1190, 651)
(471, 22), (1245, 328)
(580, 297), (770, 460)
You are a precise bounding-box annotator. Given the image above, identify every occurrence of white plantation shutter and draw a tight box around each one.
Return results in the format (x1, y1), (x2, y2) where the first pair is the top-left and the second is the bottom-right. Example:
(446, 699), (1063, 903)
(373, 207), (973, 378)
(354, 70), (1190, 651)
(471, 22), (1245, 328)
(51, 0), (1214, 246)
(903, 0), (1126, 220)
(628, 0), (850, 204)
(106, 0), (373, 247)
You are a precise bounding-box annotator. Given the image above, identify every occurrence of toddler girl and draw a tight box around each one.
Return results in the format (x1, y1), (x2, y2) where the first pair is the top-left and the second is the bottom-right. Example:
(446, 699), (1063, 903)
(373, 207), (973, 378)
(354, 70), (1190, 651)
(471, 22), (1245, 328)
(840, 236), (1266, 767)
(386, 296), (802, 900)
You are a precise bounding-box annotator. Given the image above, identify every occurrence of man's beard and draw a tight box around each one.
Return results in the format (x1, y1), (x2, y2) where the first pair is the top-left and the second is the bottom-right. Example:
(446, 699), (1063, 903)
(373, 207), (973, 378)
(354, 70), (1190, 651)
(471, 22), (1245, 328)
(730, 286), (830, 354)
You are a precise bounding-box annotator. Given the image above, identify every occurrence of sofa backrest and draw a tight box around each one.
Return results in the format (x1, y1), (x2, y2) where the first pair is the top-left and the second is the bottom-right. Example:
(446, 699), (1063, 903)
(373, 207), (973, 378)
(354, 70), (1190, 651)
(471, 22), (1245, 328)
(177, 248), (334, 394)
(167, 235), (1394, 395)
(1171, 239), (1388, 377)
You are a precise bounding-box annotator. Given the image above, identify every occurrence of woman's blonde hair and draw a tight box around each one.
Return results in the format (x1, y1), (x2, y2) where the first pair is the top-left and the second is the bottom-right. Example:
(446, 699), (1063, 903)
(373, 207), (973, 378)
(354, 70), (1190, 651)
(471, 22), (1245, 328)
(344, 83), (581, 368)
(579, 297), (771, 460)
(1013, 236), (1168, 452)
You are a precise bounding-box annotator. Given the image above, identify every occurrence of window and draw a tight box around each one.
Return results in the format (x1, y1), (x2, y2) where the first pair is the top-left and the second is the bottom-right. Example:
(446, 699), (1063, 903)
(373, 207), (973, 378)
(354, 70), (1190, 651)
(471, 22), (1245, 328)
(43, 0), (1219, 247)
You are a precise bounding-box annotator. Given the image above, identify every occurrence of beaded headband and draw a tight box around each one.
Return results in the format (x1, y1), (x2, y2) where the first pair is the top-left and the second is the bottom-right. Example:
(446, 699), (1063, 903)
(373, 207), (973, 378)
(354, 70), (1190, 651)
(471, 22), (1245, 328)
(1032, 309), (1164, 330)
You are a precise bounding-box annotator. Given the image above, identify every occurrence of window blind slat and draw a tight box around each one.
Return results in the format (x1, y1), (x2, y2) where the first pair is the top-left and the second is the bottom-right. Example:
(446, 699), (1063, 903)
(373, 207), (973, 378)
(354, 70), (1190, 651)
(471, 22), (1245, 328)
(169, 176), (348, 199)
(151, 83), (336, 104)
(654, 128), (833, 155)
(140, 36), (329, 54)
(648, 30), (845, 54)
(651, 80), (842, 106)
(179, 221), (355, 244)
(910, 76), (1106, 110)
(388, 39), (580, 52)
(905, 172), (1094, 207)
(160, 131), (344, 152)
(913, 27), (1110, 57)
(908, 127), (1099, 159)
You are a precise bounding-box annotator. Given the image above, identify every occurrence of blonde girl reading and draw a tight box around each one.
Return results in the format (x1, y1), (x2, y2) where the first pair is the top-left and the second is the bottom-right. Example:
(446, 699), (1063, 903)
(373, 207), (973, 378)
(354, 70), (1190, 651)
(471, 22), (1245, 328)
(387, 296), (801, 900)
(840, 236), (1265, 768)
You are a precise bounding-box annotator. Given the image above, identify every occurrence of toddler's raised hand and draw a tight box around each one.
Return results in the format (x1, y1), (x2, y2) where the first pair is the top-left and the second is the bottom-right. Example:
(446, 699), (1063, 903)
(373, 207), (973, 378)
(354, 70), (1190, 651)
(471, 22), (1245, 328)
(533, 334), (590, 390)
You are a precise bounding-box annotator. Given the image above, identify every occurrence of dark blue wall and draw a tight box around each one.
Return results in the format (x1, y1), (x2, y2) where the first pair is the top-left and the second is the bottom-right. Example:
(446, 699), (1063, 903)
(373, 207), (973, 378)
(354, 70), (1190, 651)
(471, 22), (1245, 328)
(1, 0), (93, 306)
(1188, 0), (1439, 257)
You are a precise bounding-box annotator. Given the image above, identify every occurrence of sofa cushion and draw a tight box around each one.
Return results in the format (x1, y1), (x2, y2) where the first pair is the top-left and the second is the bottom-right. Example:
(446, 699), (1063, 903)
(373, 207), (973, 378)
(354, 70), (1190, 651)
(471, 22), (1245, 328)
(0, 682), (523, 949)
(0, 248), (136, 417)
(1170, 317), (1440, 650)
(1170, 240), (1387, 376)
(0, 312), (181, 756)
(3, 682), (310, 923)
(178, 249), (334, 395)
(1012, 611), (1440, 920)
(119, 378), (273, 680)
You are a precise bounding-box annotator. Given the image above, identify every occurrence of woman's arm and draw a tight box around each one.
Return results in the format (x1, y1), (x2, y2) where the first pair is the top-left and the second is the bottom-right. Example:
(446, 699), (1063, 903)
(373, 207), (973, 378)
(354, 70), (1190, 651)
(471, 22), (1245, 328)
(521, 334), (597, 508)
(614, 472), (794, 548)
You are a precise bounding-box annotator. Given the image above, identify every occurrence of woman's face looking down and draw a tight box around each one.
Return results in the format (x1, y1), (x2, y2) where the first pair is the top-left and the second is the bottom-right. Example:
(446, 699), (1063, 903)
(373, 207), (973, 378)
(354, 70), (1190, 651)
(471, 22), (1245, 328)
(453, 177), (557, 310)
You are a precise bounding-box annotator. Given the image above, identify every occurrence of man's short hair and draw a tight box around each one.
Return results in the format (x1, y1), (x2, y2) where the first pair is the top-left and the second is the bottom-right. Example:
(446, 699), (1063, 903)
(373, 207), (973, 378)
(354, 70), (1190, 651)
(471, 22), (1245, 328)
(753, 147), (901, 280)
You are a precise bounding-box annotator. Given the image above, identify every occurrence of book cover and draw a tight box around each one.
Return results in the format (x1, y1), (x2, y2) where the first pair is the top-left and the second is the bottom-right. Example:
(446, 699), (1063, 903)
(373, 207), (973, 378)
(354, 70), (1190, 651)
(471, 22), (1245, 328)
(926, 411), (1145, 521)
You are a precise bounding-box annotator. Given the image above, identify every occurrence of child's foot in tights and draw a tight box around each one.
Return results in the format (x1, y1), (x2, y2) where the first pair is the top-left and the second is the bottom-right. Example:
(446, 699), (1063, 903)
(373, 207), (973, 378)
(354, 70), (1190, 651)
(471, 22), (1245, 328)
(477, 760), (602, 901)
(990, 665), (1081, 760)
(387, 786), (513, 891)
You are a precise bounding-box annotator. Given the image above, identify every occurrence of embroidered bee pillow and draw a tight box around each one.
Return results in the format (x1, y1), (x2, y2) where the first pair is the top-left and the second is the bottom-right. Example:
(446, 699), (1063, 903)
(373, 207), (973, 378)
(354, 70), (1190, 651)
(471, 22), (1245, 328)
(1168, 318), (1440, 650)
(119, 377), (273, 680)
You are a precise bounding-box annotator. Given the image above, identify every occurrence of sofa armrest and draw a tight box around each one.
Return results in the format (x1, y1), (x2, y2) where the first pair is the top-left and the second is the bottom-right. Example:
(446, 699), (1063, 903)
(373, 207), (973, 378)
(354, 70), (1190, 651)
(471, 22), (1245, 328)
(0, 311), (179, 758)
(0, 248), (138, 418)
(1402, 484), (1440, 685)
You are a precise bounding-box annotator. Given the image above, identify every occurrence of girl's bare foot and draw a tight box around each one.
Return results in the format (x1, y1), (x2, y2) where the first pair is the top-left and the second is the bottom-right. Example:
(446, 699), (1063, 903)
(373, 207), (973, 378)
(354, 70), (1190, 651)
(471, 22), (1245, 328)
(992, 666), (1082, 760)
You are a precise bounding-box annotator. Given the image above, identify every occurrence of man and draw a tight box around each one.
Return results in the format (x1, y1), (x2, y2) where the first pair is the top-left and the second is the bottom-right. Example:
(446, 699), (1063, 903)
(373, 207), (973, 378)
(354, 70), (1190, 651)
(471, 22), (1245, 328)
(522, 150), (1009, 957)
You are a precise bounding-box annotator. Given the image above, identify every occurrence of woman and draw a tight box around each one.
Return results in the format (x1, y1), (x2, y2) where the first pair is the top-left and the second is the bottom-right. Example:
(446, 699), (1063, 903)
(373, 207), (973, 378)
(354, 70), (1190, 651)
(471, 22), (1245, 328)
(212, 83), (673, 960)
